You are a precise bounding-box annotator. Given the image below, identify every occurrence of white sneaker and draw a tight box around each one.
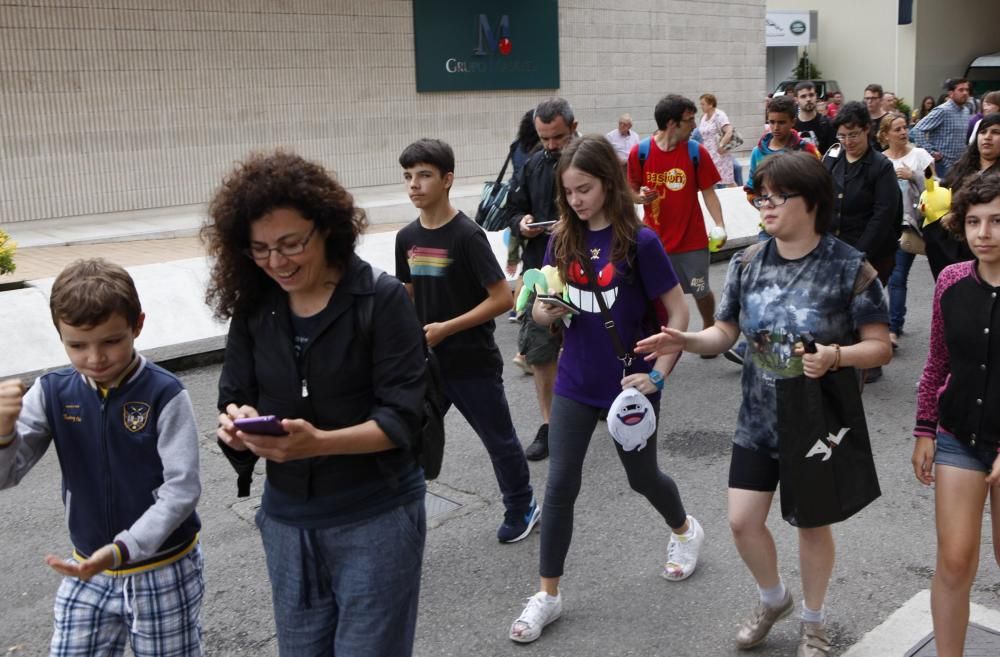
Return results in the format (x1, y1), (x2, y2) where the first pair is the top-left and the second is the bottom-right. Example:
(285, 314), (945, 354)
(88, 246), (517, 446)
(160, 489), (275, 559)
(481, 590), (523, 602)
(662, 515), (705, 581)
(509, 591), (562, 643)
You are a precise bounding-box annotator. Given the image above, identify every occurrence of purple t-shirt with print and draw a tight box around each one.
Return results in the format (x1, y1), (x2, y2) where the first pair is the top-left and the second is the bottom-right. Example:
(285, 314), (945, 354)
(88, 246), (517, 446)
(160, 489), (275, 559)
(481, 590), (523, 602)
(545, 225), (679, 408)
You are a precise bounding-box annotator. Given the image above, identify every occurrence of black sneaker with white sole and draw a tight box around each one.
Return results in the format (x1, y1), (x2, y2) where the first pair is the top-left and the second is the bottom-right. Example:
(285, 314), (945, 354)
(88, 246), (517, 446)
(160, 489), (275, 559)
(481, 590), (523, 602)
(525, 424), (549, 461)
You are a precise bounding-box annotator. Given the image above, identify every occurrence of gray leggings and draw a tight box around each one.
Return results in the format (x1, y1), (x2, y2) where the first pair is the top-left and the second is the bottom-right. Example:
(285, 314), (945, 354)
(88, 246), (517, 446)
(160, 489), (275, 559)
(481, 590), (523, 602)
(539, 394), (688, 578)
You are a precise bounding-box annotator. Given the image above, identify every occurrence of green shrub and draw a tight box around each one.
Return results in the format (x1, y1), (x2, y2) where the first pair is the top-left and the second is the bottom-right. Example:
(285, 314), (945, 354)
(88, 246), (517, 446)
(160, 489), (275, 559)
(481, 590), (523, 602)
(0, 229), (17, 276)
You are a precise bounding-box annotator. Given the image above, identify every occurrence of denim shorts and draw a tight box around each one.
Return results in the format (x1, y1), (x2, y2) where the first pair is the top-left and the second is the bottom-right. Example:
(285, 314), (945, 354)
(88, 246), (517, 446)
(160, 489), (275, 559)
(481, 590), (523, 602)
(933, 431), (998, 473)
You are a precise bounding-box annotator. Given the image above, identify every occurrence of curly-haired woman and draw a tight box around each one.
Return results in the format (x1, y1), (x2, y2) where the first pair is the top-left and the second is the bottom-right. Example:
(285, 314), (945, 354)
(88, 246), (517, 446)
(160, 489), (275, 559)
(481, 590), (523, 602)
(203, 151), (428, 657)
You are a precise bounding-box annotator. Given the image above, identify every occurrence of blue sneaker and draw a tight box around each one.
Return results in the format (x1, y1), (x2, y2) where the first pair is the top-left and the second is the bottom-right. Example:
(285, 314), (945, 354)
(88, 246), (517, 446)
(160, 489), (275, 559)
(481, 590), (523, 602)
(498, 499), (541, 543)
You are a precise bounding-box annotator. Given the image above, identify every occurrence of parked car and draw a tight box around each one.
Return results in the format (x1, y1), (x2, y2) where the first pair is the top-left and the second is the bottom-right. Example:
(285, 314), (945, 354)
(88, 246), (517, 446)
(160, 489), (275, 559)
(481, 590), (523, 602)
(771, 79), (842, 100)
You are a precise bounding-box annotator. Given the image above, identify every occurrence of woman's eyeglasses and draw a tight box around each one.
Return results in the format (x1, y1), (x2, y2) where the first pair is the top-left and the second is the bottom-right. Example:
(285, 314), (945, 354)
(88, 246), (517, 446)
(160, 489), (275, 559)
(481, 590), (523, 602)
(244, 226), (317, 261)
(752, 193), (802, 209)
(836, 131), (865, 142)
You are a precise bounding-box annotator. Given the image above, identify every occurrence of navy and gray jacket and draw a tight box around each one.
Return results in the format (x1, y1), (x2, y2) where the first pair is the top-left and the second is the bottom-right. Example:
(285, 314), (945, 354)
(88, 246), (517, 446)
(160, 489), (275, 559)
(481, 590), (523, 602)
(0, 356), (201, 571)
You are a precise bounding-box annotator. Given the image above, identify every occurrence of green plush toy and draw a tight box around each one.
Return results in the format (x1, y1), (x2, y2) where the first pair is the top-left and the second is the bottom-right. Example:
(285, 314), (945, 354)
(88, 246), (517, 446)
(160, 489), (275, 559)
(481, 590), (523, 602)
(515, 265), (570, 312)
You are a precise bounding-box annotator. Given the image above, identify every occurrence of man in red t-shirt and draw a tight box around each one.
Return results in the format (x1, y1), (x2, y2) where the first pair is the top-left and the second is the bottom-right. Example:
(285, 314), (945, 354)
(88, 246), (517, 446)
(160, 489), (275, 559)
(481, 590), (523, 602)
(627, 94), (728, 338)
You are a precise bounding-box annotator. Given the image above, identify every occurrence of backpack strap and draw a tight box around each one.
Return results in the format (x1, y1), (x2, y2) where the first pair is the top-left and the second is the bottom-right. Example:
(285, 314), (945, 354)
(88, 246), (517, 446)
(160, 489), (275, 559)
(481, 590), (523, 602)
(852, 260), (879, 296)
(687, 139), (700, 177)
(638, 137), (651, 174)
(737, 240), (767, 271)
(638, 137), (700, 177)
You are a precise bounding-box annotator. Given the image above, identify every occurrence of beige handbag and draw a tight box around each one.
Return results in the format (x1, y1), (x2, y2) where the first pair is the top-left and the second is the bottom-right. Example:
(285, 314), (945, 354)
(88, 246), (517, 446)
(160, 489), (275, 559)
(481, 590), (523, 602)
(899, 227), (926, 255)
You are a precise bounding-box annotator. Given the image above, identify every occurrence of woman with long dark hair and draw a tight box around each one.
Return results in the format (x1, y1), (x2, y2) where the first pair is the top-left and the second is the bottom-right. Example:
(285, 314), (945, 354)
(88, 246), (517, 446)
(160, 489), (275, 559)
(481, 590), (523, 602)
(508, 135), (702, 644)
(913, 95), (936, 124)
(924, 113), (1000, 279)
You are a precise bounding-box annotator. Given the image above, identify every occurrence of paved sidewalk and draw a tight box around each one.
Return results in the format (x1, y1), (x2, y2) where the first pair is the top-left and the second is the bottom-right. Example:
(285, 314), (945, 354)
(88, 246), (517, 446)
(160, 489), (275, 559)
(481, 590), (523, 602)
(3, 225), (405, 283)
(0, 175), (485, 282)
(0, 182), (761, 380)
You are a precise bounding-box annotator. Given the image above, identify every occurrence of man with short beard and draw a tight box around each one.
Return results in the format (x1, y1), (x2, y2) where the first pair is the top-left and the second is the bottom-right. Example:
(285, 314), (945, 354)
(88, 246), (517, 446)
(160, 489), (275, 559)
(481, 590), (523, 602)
(794, 81), (835, 154)
(915, 78), (976, 178)
(505, 97), (580, 461)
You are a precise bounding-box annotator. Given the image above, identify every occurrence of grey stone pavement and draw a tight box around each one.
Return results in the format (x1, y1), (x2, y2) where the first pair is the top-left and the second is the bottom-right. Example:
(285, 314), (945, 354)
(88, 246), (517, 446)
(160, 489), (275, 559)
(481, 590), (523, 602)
(1, 187), (998, 655)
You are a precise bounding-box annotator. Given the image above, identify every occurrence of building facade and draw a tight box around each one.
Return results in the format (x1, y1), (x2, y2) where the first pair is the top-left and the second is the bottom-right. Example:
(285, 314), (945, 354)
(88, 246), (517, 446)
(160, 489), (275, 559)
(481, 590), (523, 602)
(0, 0), (767, 226)
(766, 0), (1000, 105)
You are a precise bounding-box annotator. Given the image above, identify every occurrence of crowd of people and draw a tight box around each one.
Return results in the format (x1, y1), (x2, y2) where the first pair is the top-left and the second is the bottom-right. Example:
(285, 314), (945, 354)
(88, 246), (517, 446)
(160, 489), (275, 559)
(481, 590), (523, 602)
(0, 78), (997, 657)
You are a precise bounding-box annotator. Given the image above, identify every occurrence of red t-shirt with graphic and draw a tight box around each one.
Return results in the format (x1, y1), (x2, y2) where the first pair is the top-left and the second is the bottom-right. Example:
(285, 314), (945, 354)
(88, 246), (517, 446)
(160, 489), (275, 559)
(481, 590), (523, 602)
(627, 138), (720, 254)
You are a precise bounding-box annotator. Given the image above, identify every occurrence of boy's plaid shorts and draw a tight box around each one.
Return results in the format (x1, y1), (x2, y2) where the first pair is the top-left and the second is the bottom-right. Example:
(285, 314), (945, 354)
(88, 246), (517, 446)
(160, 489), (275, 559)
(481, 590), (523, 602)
(50, 546), (204, 656)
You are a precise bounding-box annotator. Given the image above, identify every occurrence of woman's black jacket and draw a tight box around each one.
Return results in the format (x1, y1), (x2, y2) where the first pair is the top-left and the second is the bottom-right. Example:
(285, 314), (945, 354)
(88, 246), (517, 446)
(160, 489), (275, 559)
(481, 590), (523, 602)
(823, 145), (900, 262)
(216, 255), (427, 499)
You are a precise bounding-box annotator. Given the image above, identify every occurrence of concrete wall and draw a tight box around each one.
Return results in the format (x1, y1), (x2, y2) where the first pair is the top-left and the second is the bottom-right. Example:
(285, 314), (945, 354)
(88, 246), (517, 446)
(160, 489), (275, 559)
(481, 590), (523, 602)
(913, 0), (1000, 103)
(0, 0), (766, 226)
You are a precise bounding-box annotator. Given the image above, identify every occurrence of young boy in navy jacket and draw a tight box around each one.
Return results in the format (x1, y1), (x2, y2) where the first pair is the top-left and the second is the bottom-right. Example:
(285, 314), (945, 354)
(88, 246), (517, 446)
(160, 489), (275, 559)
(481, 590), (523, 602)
(0, 258), (203, 655)
(395, 138), (540, 543)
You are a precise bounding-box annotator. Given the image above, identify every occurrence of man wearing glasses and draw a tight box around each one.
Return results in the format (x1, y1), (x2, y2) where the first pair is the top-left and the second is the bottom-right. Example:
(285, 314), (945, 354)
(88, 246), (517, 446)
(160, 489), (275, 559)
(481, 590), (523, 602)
(914, 78), (975, 179)
(863, 84), (888, 151)
(627, 94), (728, 341)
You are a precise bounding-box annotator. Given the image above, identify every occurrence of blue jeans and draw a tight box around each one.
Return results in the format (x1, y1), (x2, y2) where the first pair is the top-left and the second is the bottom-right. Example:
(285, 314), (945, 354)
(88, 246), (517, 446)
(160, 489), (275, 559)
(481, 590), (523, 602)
(888, 247), (916, 335)
(257, 500), (425, 657)
(442, 373), (533, 514)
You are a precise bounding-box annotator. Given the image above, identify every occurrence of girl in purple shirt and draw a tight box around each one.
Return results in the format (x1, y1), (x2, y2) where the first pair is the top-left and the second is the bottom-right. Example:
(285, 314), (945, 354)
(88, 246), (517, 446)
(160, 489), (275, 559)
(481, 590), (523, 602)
(508, 135), (704, 645)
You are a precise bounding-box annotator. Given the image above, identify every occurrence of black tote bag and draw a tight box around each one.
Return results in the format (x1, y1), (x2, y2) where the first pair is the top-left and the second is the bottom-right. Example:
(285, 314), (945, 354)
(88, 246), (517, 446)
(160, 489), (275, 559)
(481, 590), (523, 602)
(776, 367), (881, 528)
(474, 145), (516, 231)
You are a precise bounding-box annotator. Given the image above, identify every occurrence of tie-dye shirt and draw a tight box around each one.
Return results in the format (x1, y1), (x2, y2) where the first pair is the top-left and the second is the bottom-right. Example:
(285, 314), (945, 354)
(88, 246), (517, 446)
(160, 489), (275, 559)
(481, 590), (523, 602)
(716, 235), (888, 456)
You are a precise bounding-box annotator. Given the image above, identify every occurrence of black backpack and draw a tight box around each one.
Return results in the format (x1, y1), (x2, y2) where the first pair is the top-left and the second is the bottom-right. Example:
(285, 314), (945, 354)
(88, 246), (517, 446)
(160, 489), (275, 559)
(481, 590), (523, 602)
(359, 268), (446, 480)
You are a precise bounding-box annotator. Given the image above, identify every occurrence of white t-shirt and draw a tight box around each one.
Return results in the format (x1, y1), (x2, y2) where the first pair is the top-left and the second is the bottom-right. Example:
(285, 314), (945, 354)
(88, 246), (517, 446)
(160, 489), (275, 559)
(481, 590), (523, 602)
(885, 146), (934, 176)
(886, 146), (934, 226)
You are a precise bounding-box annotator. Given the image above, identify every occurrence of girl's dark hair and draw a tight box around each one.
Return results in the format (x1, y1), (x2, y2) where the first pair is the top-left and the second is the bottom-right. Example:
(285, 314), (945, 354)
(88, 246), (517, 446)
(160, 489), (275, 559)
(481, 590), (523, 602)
(946, 172), (1000, 240)
(201, 150), (367, 319)
(832, 101), (871, 130)
(942, 113), (1000, 191)
(552, 135), (640, 283)
(918, 95), (936, 120)
(516, 109), (540, 152)
(751, 151), (834, 234)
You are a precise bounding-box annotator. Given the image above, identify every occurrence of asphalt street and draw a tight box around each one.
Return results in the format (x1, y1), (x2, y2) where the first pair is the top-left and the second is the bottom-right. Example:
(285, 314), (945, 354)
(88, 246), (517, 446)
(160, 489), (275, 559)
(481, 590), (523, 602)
(2, 255), (998, 656)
